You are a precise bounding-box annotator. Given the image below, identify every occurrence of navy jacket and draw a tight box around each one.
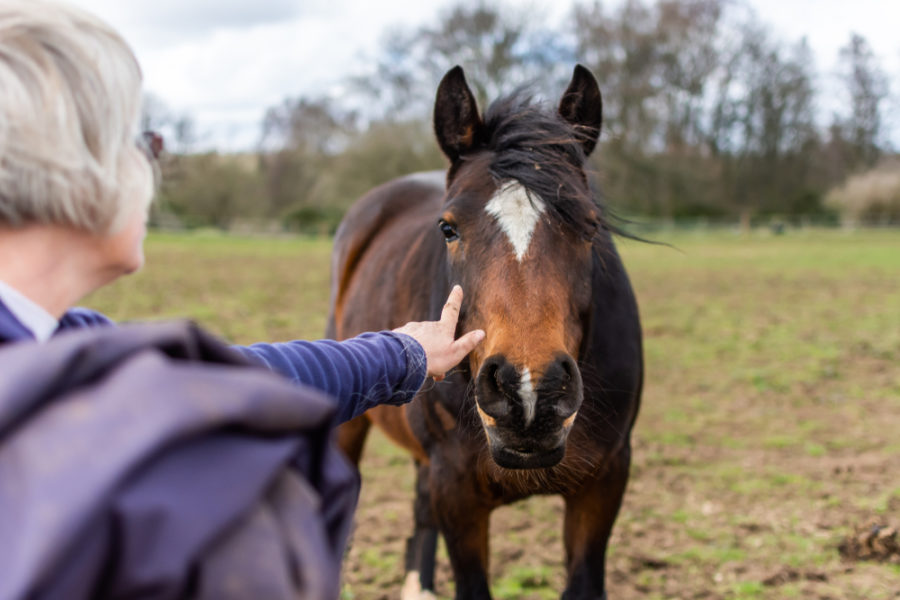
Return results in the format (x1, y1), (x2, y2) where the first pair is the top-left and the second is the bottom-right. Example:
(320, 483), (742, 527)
(0, 299), (427, 424)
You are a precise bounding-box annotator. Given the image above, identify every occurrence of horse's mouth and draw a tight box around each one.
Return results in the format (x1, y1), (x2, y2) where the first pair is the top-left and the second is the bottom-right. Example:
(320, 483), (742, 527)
(491, 444), (565, 470)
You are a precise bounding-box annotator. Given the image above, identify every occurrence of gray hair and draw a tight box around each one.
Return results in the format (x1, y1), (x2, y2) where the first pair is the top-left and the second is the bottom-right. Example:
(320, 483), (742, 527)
(0, 0), (153, 234)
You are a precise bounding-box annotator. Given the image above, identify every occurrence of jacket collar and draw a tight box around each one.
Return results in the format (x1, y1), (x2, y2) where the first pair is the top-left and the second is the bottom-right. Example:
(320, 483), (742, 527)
(0, 298), (37, 344)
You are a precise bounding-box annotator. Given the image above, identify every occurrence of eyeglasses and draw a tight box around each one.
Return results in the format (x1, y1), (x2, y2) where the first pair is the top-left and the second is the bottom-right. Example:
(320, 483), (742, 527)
(137, 130), (164, 161)
(136, 130), (163, 188)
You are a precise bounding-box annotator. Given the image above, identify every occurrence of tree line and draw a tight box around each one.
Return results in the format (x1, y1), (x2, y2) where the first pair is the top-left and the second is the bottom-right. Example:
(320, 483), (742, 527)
(147, 0), (898, 232)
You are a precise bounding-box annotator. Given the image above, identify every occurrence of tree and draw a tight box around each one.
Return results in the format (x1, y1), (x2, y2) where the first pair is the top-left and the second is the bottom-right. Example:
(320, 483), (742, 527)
(836, 33), (889, 171)
(258, 97), (357, 219)
(157, 153), (263, 229)
(352, 2), (570, 122)
(698, 13), (822, 222)
(573, 0), (659, 152)
(572, 0), (725, 217)
(655, 0), (722, 151)
(316, 119), (445, 209)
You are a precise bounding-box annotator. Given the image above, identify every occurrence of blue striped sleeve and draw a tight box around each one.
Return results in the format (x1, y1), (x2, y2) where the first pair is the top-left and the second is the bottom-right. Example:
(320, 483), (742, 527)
(233, 332), (427, 425)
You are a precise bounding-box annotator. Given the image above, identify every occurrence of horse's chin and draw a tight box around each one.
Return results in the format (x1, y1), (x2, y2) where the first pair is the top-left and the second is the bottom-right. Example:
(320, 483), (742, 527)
(490, 444), (565, 470)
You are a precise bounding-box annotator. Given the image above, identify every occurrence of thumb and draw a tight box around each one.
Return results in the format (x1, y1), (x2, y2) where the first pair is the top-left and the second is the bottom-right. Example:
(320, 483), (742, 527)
(450, 329), (485, 361)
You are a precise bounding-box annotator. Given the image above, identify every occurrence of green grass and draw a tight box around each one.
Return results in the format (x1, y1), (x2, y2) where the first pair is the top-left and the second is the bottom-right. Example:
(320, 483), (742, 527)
(86, 231), (333, 343)
(493, 566), (557, 600)
(81, 227), (900, 599)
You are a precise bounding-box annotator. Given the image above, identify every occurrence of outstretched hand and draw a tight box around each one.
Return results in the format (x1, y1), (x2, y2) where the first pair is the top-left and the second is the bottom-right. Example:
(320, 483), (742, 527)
(393, 285), (485, 381)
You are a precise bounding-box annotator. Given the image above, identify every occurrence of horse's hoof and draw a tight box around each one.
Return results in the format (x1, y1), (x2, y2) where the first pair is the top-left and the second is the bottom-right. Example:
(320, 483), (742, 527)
(401, 571), (438, 600)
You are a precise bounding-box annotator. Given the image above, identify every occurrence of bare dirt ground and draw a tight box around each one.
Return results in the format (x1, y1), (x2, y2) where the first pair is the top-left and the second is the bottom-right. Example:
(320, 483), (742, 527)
(344, 430), (900, 599)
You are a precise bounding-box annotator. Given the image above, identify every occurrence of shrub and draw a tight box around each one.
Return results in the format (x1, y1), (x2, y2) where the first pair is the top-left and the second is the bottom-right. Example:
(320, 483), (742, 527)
(826, 163), (900, 226)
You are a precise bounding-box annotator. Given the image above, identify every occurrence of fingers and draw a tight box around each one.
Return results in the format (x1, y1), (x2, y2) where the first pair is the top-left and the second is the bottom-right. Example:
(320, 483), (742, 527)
(401, 285), (485, 381)
(429, 329), (484, 381)
(439, 285), (463, 331)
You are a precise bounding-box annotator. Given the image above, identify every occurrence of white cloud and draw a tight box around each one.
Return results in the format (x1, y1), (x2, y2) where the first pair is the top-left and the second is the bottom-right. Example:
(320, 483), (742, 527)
(74, 0), (302, 42)
(69, 0), (454, 149)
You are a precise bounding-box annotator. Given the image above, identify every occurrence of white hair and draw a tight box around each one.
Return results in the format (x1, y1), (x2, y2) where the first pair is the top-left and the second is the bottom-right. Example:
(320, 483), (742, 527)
(0, 0), (153, 234)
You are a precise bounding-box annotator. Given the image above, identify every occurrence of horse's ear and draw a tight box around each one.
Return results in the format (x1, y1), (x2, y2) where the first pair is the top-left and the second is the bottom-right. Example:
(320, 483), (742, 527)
(558, 64), (603, 157)
(434, 66), (484, 164)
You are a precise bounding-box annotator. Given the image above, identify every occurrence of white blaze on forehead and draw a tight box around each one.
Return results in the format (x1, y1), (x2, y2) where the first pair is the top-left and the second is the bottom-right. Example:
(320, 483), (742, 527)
(485, 181), (546, 261)
(519, 367), (538, 427)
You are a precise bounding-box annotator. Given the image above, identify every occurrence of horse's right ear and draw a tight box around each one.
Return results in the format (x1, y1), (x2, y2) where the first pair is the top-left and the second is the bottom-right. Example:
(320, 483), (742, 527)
(434, 66), (484, 164)
(558, 64), (603, 157)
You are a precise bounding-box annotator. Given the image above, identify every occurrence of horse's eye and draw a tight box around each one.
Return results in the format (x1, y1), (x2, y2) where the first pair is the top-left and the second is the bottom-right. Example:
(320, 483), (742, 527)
(438, 219), (459, 242)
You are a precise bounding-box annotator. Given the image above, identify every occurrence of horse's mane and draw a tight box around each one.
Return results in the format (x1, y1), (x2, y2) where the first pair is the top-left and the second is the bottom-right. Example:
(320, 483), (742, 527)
(480, 90), (604, 241)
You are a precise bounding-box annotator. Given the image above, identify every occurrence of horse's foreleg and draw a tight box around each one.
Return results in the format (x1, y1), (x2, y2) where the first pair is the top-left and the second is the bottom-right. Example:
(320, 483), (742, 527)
(336, 413), (372, 466)
(561, 448), (631, 600)
(402, 461), (439, 600)
(431, 474), (492, 600)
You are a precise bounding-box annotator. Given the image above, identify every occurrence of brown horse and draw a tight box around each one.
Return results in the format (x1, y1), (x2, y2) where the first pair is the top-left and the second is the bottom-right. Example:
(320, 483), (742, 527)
(329, 65), (643, 600)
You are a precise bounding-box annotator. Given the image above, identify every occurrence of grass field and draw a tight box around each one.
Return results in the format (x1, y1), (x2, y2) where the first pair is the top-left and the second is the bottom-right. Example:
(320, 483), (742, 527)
(86, 228), (900, 599)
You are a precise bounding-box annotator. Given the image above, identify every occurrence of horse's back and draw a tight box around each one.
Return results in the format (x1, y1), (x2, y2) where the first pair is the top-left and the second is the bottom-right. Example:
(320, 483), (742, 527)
(328, 171), (446, 340)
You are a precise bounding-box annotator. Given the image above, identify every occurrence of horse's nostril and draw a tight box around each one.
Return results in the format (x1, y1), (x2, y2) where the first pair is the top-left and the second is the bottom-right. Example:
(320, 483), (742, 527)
(561, 357), (576, 381)
(477, 356), (516, 419)
(482, 361), (501, 394)
(541, 354), (583, 419)
(480, 355), (519, 397)
(493, 366), (504, 390)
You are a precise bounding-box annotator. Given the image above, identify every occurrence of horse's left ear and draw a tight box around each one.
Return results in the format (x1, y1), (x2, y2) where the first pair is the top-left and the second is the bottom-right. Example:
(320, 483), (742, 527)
(558, 64), (603, 157)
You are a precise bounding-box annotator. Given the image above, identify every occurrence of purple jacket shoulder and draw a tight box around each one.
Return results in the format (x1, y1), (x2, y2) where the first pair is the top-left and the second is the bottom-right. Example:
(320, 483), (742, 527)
(58, 307), (115, 331)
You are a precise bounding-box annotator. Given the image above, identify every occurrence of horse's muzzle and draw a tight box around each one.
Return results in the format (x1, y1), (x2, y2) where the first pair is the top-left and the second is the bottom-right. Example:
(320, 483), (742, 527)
(475, 353), (583, 469)
(490, 442), (567, 469)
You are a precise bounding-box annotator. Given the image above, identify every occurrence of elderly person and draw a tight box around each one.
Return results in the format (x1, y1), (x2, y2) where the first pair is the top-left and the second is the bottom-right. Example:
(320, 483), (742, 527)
(0, 2), (483, 599)
(0, 0), (484, 422)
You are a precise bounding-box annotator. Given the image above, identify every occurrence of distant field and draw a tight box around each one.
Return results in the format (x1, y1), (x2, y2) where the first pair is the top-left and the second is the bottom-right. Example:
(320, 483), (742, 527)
(87, 231), (334, 343)
(86, 228), (900, 599)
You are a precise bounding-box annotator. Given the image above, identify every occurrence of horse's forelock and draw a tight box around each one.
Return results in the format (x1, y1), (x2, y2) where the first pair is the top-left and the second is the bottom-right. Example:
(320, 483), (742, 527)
(479, 91), (602, 241)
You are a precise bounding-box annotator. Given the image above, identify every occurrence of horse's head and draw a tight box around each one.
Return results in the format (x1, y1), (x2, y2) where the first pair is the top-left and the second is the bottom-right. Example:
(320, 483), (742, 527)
(433, 65), (604, 470)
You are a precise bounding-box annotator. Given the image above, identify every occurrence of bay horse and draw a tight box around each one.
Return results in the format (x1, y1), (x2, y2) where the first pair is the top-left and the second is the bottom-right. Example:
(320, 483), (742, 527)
(329, 65), (643, 600)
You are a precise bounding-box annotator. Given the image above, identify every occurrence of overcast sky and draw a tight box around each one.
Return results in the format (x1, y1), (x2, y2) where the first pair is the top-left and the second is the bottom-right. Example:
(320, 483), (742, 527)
(68, 0), (900, 151)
